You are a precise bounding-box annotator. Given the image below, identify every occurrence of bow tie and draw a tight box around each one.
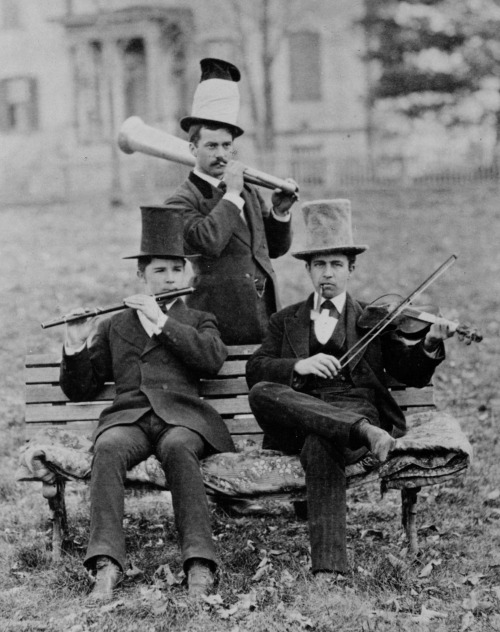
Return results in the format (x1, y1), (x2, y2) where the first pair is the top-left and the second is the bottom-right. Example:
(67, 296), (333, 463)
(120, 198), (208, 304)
(320, 300), (340, 318)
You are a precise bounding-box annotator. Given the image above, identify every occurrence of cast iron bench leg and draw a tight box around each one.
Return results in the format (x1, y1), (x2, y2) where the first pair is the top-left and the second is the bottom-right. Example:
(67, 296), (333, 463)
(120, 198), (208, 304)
(42, 480), (68, 562)
(401, 487), (420, 556)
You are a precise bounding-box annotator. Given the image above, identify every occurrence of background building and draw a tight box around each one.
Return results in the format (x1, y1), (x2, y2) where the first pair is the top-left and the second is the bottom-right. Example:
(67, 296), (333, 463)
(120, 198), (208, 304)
(0, 0), (371, 203)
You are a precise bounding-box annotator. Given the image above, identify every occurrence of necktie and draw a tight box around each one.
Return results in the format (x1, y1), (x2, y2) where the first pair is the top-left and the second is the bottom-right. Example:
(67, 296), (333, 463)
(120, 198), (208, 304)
(217, 181), (227, 193)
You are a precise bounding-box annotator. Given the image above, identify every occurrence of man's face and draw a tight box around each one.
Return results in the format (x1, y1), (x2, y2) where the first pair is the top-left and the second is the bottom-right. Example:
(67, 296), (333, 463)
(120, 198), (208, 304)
(137, 257), (187, 295)
(189, 127), (234, 179)
(307, 253), (352, 299)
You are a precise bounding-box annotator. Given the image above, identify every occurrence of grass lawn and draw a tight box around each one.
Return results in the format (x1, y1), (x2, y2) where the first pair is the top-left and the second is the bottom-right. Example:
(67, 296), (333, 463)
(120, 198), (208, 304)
(1, 182), (499, 631)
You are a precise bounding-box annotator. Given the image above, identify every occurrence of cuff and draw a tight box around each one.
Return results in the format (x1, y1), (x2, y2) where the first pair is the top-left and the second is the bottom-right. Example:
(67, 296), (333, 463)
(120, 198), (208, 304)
(64, 342), (86, 355)
(152, 312), (168, 335)
(223, 192), (244, 211)
(271, 208), (291, 222)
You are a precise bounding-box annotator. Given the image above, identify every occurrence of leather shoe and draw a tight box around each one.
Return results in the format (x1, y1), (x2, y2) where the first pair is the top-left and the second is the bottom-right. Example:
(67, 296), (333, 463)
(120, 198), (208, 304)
(88, 555), (122, 602)
(187, 558), (214, 598)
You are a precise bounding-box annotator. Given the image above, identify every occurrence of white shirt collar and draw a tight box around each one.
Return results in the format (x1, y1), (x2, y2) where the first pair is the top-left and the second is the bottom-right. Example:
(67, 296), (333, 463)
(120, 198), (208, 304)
(193, 168), (223, 189)
(314, 291), (346, 314)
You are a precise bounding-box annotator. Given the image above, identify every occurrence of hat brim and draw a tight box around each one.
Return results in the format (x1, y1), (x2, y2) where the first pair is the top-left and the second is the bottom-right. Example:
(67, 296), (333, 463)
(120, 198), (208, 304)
(180, 116), (244, 138)
(292, 246), (368, 260)
(123, 252), (200, 260)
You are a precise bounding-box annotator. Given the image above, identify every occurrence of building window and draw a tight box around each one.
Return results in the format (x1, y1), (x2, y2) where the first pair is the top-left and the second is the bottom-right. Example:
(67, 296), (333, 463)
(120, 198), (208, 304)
(123, 38), (148, 120)
(1, 0), (21, 29)
(0, 77), (38, 133)
(289, 31), (322, 102)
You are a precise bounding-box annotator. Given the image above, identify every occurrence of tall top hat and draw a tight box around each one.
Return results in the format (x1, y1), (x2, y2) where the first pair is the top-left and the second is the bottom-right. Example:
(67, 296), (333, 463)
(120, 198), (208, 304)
(123, 207), (198, 259)
(292, 199), (368, 260)
(180, 58), (244, 138)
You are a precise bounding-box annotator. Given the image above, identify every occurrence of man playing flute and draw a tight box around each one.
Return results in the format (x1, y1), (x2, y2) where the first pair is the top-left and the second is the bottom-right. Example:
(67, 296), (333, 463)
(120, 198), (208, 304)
(60, 207), (235, 602)
(163, 58), (298, 345)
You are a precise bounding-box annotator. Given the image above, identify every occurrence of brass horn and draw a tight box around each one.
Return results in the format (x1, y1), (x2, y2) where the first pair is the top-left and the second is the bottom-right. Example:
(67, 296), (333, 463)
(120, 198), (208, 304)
(118, 116), (298, 195)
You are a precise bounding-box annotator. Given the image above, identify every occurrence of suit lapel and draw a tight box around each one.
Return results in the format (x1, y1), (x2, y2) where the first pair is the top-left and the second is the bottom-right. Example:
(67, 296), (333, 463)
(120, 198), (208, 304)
(188, 171), (252, 247)
(345, 293), (366, 372)
(284, 295), (314, 358)
(113, 310), (150, 352)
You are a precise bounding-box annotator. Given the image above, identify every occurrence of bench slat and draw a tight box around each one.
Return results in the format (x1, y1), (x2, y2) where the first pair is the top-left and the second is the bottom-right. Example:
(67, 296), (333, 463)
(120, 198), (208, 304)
(24, 416), (263, 440)
(25, 384), (435, 413)
(26, 360), (249, 384)
(26, 396), (254, 423)
(25, 346), (259, 367)
(26, 377), (250, 404)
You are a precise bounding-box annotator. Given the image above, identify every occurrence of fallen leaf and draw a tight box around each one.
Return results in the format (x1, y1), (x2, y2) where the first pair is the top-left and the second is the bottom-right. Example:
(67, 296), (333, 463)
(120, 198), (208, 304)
(257, 556), (270, 569)
(491, 586), (500, 600)
(99, 599), (125, 613)
(252, 564), (270, 582)
(461, 611), (475, 631)
(203, 593), (224, 606)
(280, 569), (295, 586)
(463, 573), (485, 586)
(461, 590), (479, 611)
(412, 605), (447, 624)
(217, 605), (238, 619)
(490, 614), (500, 631)
(236, 591), (257, 611)
(126, 563), (143, 578)
(419, 562), (435, 578)
(154, 563), (181, 586)
(287, 610), (314, 629)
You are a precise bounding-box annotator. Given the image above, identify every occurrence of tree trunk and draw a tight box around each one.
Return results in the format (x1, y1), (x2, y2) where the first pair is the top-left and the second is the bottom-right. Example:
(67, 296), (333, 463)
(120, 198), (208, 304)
(261, 0), (276, 171)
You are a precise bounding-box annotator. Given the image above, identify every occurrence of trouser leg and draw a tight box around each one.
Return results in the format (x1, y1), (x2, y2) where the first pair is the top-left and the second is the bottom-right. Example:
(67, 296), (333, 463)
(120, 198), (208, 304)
(249, 382), (372, 449)
(85, 425), (151, 571)
(156, 426), (216, 571)
(300, 434), (347, 573)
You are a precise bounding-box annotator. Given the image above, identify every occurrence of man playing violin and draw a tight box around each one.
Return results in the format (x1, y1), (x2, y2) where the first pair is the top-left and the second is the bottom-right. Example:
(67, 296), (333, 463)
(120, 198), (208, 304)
(163, 58), (298, 345)
(246, 199), (455, 577)
(60, 207), (235, 602)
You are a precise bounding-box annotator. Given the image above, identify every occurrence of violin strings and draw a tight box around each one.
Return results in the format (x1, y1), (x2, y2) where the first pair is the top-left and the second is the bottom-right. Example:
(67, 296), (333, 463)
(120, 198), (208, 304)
(338, 255), (457, 370)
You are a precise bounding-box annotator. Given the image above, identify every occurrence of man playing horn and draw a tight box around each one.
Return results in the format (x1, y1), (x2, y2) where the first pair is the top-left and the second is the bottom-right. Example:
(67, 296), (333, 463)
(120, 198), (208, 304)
(246, 199), (455, 577)
(163, 58), (298, 345)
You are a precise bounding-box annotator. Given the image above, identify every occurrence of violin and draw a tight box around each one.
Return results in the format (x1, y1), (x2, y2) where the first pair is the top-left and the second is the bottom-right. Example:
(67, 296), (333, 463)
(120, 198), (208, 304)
(358, 293), (482, 344)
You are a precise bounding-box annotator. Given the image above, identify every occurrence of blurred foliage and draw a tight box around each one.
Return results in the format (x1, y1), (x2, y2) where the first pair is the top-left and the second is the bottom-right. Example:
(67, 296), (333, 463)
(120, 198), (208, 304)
(363, 0), (500, 124)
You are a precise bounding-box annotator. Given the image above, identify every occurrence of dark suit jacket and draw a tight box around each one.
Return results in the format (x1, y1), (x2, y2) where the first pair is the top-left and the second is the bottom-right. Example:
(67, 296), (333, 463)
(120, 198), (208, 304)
(246, 293), (445, 438)
(60, 300), (235, 453)
(163, 172), (292, 344)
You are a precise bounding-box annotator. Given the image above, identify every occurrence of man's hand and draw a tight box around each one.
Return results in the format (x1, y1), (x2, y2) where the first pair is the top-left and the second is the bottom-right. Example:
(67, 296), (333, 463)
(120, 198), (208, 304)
(423, 317), (455, 351)
(124, 294), (164, 325)
(294, 353), (341, 378)
(65, 309), (96, 349)
(271, 178), (299, 217)
(222, 160), (245, 195)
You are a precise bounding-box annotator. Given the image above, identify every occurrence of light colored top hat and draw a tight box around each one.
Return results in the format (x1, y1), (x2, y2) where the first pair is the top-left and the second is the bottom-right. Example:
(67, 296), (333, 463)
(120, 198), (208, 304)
(123, 207), (199, 259)
(292, 199), (368, 260)
(180, 58), (244, 138)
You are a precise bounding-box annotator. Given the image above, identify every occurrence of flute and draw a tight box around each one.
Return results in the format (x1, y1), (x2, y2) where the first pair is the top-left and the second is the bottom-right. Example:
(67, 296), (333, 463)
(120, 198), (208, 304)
(41, 287), (194, 329)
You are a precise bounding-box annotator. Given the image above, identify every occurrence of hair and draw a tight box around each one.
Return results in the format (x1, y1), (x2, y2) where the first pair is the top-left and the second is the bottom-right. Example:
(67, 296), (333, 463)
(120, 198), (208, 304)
(305, 253), (357, 271)
(188, 122), (236, 145)
(137, 256), (186, 274)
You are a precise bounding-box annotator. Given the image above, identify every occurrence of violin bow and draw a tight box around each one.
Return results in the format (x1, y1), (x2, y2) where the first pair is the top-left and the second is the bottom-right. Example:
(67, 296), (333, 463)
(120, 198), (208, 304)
(337, 254), (458, 370)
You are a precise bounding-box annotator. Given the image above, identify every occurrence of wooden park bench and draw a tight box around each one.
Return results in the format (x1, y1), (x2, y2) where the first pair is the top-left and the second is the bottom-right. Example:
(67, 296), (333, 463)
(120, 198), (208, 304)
(21, 345), (472, 562)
